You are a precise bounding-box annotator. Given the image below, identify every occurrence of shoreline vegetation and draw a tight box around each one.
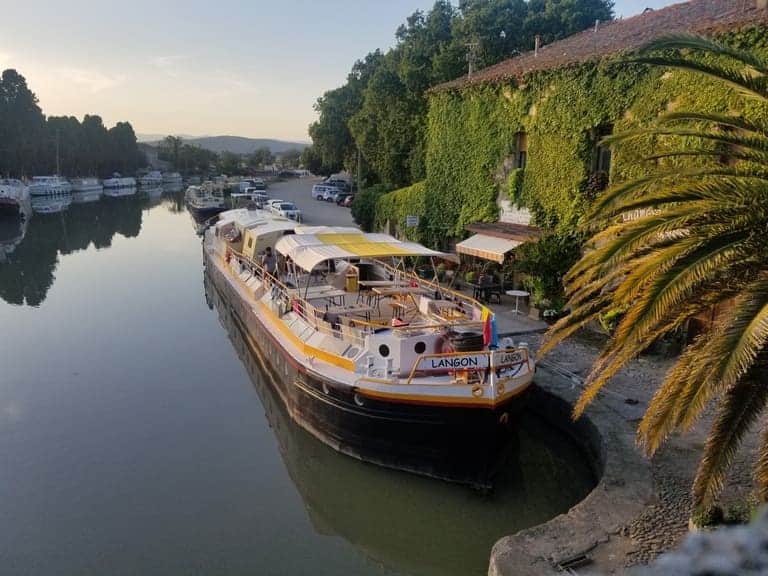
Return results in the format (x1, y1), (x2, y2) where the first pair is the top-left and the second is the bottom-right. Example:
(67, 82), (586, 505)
(0, 69), (144, 178)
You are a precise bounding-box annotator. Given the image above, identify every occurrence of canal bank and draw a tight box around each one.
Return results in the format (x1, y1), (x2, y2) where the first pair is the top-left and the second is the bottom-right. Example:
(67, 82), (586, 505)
(488, 331), (762, 575)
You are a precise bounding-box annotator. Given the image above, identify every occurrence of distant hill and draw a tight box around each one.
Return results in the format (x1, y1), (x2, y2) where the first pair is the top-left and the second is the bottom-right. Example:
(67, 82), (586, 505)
(138, 134), (308, 155)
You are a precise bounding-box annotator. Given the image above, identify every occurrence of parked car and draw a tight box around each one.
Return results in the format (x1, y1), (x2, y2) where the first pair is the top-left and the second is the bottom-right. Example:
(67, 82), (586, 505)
(335, 192), (353, 205)
(270, 200), (302, 221)
(249, 191), (269, 207)
(311, 184), (341, 200)
(342, 194), (354, 207)
(324, 178), (350, 192)
(239, 178), (266, 192)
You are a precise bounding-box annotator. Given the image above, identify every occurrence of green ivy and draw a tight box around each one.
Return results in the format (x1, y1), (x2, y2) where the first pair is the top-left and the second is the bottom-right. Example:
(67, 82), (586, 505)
(506, 168), (524, 206)
(375, 181), (426, 241)
(377, 24), (768, 246)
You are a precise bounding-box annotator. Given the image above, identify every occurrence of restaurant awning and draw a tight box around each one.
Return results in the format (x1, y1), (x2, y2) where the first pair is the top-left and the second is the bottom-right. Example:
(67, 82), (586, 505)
(455, 233), (522, 263)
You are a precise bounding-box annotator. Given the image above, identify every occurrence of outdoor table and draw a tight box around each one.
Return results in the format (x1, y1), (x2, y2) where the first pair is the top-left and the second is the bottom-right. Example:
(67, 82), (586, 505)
(290, 286), (347, 306)
(505, 290), (530, 315)
(325, 304), (373, 321)
(470, 282), (502, 303)
(371, 286), (425, 314)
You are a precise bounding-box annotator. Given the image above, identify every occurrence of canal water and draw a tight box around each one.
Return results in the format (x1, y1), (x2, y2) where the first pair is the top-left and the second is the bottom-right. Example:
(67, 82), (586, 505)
(0, 190), (595, 576)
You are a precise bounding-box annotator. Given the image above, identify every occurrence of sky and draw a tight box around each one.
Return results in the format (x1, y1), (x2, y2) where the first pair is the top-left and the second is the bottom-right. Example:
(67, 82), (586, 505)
(0, 0), (677, 142)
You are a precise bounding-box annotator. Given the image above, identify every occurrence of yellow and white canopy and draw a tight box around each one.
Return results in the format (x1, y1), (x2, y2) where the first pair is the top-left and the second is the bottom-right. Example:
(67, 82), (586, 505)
(275, 228), (446, 271)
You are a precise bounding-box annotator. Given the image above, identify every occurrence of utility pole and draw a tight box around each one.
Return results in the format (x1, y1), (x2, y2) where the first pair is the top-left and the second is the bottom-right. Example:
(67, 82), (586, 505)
(357, 147), (362, 192)
(466, 42), (479, 78)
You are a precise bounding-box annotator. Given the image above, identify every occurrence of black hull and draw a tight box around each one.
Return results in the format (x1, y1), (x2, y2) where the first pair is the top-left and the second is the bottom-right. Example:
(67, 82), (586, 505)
(205, 254), (528, 489)
(187, 204), (226, 217)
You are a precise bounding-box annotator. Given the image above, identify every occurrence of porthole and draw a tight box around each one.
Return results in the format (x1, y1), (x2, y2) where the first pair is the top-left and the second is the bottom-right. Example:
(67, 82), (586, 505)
(414, 341), (426, 354)
(378, 344), (390, 358)
(344, 346), (359, 358)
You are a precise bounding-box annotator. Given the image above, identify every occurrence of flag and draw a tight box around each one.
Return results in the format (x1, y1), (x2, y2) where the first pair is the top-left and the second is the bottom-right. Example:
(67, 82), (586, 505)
(482, 307), (492, 346)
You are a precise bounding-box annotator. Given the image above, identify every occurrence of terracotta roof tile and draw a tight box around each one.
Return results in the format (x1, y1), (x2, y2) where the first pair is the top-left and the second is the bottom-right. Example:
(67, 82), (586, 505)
(432, 0), (768, 92)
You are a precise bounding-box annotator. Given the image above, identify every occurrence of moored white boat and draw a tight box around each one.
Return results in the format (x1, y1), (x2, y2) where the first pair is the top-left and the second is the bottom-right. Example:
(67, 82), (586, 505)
(185, 182), (226, 215)
(28, 176), (71, 196)
(203, 209), (535, 487)
(103, 175), (137, 189)
(103, 175), (137, 197)
(0, 179), (30, 217)
(70, 177), (103, 194)
(162, 172), (183, 184)
(138, 171), (163, 187)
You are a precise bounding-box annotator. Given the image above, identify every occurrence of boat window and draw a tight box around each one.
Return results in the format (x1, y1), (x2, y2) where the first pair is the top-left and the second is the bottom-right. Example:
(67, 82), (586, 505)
(414, 341), (426, 354)
(378, 344), (390, 358)
(247, 238), (253, 248)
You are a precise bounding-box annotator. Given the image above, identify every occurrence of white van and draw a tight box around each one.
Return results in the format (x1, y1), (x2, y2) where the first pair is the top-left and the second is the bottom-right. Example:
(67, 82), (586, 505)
(311, 184), (340, 200)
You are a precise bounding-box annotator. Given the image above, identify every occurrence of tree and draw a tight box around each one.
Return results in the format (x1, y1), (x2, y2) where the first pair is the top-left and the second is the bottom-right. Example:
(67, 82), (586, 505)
(278, 148), (302, 168)
(0, 69), (45, 176)
(300, 145), (326, 175)
(248, 146), (274, 169)
(541, 36), (768, 515)
(523, 0), (614, 45)
(308, 0), (613, 189)
(161, 135), (183, 169)
(219, 151), (241, 175)
(108, 121), (143, 175)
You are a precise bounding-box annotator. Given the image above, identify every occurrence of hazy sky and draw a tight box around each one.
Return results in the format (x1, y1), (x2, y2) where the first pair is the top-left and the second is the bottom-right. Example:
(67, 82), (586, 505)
(1, 0), (676, 142)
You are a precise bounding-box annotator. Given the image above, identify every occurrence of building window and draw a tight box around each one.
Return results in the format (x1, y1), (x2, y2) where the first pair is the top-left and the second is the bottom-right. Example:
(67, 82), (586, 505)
(592, 125), (613, 175)
(514, 132), (527, 169)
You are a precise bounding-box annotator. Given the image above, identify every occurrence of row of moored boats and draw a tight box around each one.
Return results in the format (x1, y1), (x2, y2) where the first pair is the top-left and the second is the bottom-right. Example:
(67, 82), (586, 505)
(0, 172), (184, 215)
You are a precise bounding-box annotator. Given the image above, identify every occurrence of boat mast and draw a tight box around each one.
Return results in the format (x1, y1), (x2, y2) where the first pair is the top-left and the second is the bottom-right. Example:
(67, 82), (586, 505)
(55, 129), (60, 176)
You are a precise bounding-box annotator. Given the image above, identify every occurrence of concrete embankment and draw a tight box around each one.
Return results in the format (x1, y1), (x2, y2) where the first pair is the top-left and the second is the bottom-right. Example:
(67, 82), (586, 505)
(489, 360), (656, 575)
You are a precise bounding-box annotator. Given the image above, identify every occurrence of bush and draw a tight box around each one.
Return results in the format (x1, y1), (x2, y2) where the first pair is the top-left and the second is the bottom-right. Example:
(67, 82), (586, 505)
(351, 184), (391, 231)
(514, 232), (582, 310)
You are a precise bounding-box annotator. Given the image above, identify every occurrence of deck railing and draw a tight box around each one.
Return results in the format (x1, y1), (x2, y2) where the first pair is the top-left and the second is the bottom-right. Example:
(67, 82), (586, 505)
(225, 246), (371, 348)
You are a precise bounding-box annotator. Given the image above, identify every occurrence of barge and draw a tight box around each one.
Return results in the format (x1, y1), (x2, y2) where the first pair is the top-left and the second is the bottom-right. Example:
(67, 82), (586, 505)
(203, 209), (535, 487)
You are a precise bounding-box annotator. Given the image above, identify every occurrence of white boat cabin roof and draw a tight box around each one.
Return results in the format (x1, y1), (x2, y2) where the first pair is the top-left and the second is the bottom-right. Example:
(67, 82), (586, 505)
(275, 228), (447, 272)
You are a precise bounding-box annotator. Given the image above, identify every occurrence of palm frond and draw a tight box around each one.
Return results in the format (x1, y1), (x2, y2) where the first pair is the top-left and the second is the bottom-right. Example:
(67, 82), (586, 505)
(638, 35), (768, 77)
(692, 373), (768, 512)
(671, 276), (768, 431)
(755, 423), (768, 502)
(542, 34), (768, 506)
(655, 111), (768, 134)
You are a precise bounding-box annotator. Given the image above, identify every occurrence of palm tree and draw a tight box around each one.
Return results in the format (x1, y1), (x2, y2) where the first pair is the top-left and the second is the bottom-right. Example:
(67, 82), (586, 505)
(541, 35), (768, 516)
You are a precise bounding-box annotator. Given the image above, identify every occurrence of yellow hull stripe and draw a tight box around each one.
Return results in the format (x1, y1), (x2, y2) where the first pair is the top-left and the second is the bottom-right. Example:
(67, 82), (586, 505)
(358, 380), (531, 409)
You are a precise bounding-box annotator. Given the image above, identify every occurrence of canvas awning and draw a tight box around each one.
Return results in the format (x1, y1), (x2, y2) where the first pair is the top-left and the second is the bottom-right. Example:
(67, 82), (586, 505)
(455, 233), (522, 263)
(275, 229), (447, 271)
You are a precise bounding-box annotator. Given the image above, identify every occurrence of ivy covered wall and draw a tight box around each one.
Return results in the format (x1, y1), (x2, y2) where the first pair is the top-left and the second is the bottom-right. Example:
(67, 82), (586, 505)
(375, 25), (768, 248)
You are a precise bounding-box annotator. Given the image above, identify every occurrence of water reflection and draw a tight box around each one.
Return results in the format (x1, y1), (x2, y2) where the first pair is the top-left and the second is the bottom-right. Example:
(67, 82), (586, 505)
(204, 269), (596, 576)
(31, 193), (73, 214)
(0, 214), (28, 263)
(0, 195), (145, 306)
